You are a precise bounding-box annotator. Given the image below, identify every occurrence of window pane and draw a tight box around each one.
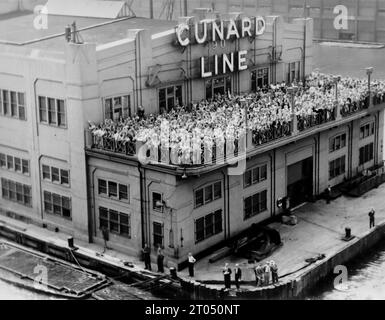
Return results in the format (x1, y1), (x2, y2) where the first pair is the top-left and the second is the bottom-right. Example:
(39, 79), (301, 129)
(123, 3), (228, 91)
(14, 158), (21, 172)
(109, 210), (119, 233)
(60, 169), (69, 185)
(105, 98), (112, 120)
(260, 165), (267, 181)
(119, 184), (128, 201)
(195, 218), (205, 242)
(213, 182), (221, 200)
(10, 91), (17, 117)
(39, 96), (47, 122)
(52, 194), (61, 215)
(0, 153), (5, 168)
(152, 192), (162, 210)
(3, 91), (9, 115)
(99, 207), (109, 229)
(195, 189), (204, 207)
(204, 213), (214, 237)
(244, 196), (252, 219)
(16, 183), (23, 202)
(48, 98), (56, 125)
(7, 156), (13, 170)
(51, 167), (60, 182)
(108, 181), (118, 197)
(252, 167), (259, 183)
(98, 179), (107, 195)
(204, 185), (213, 203)
(62, 197), (71, 218)
(57, 100), (66, 127)
(214, 210), (222, 233)
(23, 185), (31, 206)
(175, 86), (182, 106)
(244, 169), (252, 187)
(22, 159), (29, 174)
(44, 191), (52, 212)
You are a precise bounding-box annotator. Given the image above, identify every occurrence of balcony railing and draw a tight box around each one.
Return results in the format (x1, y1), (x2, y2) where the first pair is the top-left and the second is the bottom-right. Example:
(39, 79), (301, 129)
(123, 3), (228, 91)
(297, 108), (336, 132)
(88, 97), (385, 167)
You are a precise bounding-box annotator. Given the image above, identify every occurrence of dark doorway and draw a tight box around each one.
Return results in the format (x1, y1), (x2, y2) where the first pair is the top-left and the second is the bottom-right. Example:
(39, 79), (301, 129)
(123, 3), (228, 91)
(287, 157), (313, 208)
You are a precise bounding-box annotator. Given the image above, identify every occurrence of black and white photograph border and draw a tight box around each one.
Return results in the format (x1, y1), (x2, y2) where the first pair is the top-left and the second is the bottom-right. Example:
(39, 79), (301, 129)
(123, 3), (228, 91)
(0, 0), (385, 306)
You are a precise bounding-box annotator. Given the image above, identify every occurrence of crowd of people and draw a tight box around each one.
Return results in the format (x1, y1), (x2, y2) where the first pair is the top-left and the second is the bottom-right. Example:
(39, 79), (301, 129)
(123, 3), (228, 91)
(89, 72), (385, 161)
(254, 260), (279, 287)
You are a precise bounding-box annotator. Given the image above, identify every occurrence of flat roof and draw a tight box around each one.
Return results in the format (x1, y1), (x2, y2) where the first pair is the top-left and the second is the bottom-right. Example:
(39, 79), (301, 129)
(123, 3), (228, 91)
(0, 11), (177, 52)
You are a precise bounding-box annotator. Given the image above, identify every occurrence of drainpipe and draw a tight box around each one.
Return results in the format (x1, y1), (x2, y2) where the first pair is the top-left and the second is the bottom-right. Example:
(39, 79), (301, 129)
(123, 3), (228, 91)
(87, 167), (98, 243)
(221, 169), (228, 240)
(138, 163), (146, 248)
(268, 153), (274, 217)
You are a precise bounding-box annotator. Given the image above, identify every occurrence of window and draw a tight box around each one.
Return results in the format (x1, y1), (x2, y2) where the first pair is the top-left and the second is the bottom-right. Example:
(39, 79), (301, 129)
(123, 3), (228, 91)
(42, 165), (69, 186)
(43, 190), (71, 219)
(359, 122), (375, 139)
(39, 96), (47, 122)
(0, 153), (5, 168)
(244, 190), (267, 220)
(287, 61), (301, 83)
(329, 133), (347, 153)
(251, 68), (269, 91)
(159, 85), (182, 113)
(42, 165), (50, 180)
(119, 184), (128, 201)
(10, 91), (17, 117)
(98, 207), (131, 238)
(244, 164), (267, 188)
(195, 209), (223, 243)
(1, 178), (32, 207)
(6, 155), (13, 170)
(98, 179), (107, 195)
(153, 192), (163, 212)
(18, 92), (25, 120)
(329, 156), (346, 179)
(14, 157), (21, 172)
(51, 167), (60, 183)
(3, 90), (9, 115)
(206, 76), (231, 100)
(22, 159), (29, 175)
(104, 95), (131, 120)
(57, 99), (66, 127)
(359, 143), (374, 166)
(98, 178), (129, 202)
(153, 222), (164, 248)
(194, 181), (222, 207)
(39, 96), (66, 127)
(60, 169), (69, 185)
(108, 181), (118, 198)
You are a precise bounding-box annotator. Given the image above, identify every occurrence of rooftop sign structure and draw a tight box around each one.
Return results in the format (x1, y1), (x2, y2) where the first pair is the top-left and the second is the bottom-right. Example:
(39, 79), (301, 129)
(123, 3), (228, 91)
(44, 0), (133, 19)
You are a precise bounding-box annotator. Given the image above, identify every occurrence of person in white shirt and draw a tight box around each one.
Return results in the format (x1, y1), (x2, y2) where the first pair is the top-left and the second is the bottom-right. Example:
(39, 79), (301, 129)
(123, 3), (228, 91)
(188, 252), (196, 277)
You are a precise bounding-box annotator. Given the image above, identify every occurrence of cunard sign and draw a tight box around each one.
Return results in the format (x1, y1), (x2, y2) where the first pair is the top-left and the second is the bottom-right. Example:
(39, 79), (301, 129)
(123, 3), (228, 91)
(175, 17), (266, 78)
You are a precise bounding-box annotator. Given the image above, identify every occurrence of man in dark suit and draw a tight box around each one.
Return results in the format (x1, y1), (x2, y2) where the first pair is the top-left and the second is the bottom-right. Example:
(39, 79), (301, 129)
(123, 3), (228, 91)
(234, 264), (242, 290)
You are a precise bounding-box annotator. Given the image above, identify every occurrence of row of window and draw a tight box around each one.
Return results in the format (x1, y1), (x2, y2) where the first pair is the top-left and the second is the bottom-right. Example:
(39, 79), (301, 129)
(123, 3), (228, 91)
(194, 181), (222, 208)
(244, 164), (267, 188)
(0, 153), (29, 175)
(39, 96), (66, 128)
(42, 165), (70, 186)
(195, 210), (223, 243)
(1, 178), (32, 207)
(99, 207), (130, 238)
(329, 156), (346, 180)
(359, 143), (374, 166)
(43, 191), (71, 219)
(360, 122), (375, 140)
(0, 90), (26, 120)
(98, 179), (129, 202)
(329, 133), (346, 153)
(244, 190), (268, 220)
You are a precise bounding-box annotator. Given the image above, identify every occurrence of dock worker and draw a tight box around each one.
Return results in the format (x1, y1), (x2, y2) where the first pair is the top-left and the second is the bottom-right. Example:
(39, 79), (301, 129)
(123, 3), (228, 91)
(142, 243), (152, 271)
(254, 264), (263, 286)
(369, 207), (376, 229)
(263, 262), (271, 285)
(157, 246), (164, 273)
(101, 226), (110, 253)
(270, 260), (279, 284)
(188, 252), (196, 277)
(223, 263), (232, 289)
(325, 185), (332, 204)
(234, 264), (242, 290)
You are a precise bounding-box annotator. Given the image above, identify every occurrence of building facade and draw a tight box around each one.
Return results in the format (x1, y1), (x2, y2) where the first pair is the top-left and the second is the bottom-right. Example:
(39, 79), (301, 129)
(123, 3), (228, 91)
(0, 7), (384, 270)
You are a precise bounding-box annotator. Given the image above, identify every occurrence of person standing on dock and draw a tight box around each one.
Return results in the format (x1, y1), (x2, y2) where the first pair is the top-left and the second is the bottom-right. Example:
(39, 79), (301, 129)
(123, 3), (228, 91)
(264, 262), (271, 285)
(188, 252), (196, 277)
(254, 264), (263, 286)
(142, 243), (152, 271)
(101, 226), (110, 253)
(157, 246), (164, 273)
(270, 260), (279, 284)
(223, 263), (232, 289)
(234, 264), (242, 290)
(369, 208), (376, 228)
(325, 185), (332, 204)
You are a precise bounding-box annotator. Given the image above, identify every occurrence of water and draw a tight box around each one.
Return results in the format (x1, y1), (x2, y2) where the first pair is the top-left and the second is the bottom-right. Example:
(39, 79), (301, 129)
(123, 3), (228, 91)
(1, 43), (385, 300)
(308, 239), (385, 300)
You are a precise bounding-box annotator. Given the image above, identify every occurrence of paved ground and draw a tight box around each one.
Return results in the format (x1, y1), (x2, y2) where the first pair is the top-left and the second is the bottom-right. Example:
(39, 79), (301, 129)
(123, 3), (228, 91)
(1, 182), (385, 293)
(177, 183), (385, 290)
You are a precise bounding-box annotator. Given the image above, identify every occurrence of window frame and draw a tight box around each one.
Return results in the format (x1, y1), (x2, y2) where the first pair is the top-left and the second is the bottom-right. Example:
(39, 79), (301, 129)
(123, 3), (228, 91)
(98, 206), (131, 239)
(0, 89), (26, 120)
(251, 67), (269, 91)
(329, 133), (347, 153)
(43, 190), (72, 220)
(194, 209), (223, 244)
(243, 190), (268, 220)
(244, 163), (268, 188)
(38, 96), (67, 128)
(103, 94), (131, 121)
(1, 178), (32, 207)
(329, 155), (346, 180)
(158, 84), (183, 113)
(194, 181), (222, 208)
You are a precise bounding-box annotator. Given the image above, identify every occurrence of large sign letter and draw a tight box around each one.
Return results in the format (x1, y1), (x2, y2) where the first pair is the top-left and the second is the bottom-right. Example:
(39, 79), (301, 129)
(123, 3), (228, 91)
(333, 5), (348, 30)
(176, 23), (190, 46)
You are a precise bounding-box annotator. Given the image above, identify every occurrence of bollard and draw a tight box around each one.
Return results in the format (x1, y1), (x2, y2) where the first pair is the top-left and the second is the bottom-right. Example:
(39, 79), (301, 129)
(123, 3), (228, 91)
(345, 227), (351, 239)
(67, 236), (74, 248)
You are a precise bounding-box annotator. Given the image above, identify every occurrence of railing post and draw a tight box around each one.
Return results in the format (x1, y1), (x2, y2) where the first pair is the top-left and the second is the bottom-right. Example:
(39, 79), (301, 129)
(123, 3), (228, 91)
(288, 86), (299, 136)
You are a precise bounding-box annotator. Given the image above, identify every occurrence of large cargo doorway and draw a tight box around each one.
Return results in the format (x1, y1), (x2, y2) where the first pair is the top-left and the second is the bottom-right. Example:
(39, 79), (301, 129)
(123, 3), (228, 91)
(287, 157), (313, 208)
